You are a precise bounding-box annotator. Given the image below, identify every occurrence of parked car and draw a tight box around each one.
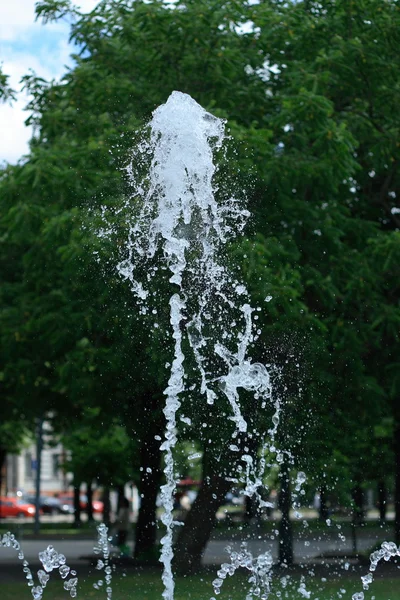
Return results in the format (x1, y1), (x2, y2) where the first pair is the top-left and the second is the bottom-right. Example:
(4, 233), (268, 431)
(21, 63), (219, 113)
(0, 496), (36, 518)
(57, 493), (103, 513)
(23, 495), (73, 515)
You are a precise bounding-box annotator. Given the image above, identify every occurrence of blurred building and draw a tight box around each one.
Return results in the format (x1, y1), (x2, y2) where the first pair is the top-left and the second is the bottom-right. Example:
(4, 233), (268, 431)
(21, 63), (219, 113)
(4, 442), (70, 496)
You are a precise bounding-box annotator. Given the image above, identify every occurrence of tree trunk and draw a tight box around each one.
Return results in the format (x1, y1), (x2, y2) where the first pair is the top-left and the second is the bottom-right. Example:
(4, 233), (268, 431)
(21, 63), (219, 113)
(34, 418), (44, 535)
(73, 483), (81, 527)
(102, 487), (111, 526)
(278, 460), (293, 566)
(319, 483), (329, 522)
(174, 448), (232, 575)
(245, 494), (259, 523)
(133, 422), (163, 563)
(0, 448), (6, 519)
(86, 481), (94, 522)
(377, 480), (387, 524)
(352, 482), (365, 526)
(394, 422), (400, 544)
(116, 484), (125, 513)
(351, 519), (358, 554)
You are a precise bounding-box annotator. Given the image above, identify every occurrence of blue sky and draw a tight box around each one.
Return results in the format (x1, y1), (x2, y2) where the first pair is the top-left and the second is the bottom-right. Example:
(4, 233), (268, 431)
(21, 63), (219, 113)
(1, 0), (260, 165)
(0, 0), (98, 164)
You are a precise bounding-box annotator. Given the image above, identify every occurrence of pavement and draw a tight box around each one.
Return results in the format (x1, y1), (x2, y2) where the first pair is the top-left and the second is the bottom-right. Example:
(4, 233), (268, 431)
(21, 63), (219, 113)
(1, 513), (398, 587)
(0, 529), (390, 567)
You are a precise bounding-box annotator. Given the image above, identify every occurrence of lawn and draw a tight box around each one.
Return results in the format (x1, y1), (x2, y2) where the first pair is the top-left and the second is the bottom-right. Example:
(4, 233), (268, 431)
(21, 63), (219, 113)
(0, 570), (399, 600)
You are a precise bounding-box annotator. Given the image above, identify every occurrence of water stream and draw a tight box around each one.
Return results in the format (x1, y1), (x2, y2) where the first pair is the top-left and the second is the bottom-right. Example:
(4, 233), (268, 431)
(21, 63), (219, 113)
(115, 91), (280, 600)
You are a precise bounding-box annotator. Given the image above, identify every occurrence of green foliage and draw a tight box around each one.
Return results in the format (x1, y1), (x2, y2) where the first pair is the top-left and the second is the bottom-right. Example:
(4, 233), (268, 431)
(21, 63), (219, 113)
(62, 408), (138, 486)
(0, 0), (399, 508)
(0, 67), (16, 104)
(35, 0), (77, 24)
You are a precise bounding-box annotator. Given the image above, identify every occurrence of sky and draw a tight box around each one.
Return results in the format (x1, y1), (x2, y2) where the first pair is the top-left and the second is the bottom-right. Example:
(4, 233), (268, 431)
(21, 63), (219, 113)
(0, 0), (260, 165)
(0, 0), (99, 164)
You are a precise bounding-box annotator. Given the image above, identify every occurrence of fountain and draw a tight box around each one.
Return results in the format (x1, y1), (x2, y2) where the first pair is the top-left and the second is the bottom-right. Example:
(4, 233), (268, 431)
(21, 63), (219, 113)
(2, 91), (399, 600)
(114, 90), (280, 600)
(0, 530), (78, 599)
(99, 90), (400, 600)
(0, 522), (115, 599)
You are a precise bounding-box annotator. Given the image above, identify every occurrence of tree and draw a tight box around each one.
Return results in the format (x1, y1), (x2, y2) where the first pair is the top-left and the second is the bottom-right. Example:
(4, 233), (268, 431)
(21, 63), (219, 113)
(250, 0), (400, 542)
(0, 66), (15, 104)
(1, 0), (399, 571)
(0, 7), (168, 553)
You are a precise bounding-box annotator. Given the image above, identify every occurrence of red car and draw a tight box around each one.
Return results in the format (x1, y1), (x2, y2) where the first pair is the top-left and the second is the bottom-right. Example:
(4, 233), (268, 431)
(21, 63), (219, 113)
(58, 493), (103, 513)
(0, 496), (36, 518)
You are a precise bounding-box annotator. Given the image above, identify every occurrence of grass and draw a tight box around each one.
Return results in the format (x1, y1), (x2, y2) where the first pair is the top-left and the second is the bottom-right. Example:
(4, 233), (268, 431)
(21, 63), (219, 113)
(0, 570), (399, 599)
(0, 520), (99, 537)
(213, 517), (395, 536)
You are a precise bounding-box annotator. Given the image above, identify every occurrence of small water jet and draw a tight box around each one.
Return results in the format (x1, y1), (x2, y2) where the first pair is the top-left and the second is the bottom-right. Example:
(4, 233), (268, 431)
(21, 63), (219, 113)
(92, 523), (113, 599)
(0, 523), (117, 599)
(352, 541), (400, 600)
(211, 543), (274, 600)
(0, 530), (78, 599)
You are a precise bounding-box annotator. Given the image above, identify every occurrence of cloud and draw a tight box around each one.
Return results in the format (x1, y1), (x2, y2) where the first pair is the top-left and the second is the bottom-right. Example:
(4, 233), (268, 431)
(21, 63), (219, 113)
(0, 43), (72, 164)
(0, 0), (69, 42)
(0, 0), (99, 35)
(0, 99), (32, 165)
(0, 0), (99, 164)
(0, 35), (70, 164)
(1, 0), (39, 31)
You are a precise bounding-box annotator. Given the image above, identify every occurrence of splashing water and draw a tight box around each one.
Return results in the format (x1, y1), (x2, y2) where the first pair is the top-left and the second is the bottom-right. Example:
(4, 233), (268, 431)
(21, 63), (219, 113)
(113, 91), (279, 600)
(211, 543), (274, 600)
(1, 531), (78, 599)
(38, 545), (78, 599)
(0, 523), (118, 599)
(352, 540), (400, 600)
(93, 523), (113, 599)
(1, 532), (35, 590)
